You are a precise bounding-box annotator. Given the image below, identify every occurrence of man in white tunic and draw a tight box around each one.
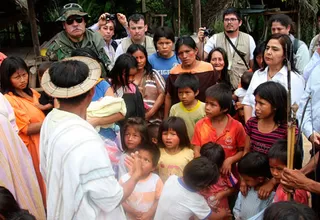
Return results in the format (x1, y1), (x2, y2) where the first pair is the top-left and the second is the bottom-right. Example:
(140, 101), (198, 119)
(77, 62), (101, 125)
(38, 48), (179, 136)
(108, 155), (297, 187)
(40, 56), (142, 220)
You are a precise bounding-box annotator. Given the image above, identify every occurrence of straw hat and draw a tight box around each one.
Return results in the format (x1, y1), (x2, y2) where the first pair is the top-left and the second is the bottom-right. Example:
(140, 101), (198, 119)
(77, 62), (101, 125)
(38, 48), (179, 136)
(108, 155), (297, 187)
(41, 56), (101, 98)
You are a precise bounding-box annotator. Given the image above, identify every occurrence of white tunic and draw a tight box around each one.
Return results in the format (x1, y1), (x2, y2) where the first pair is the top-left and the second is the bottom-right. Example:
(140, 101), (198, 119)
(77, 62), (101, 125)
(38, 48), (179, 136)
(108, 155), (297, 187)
(40, 108), (126, 220)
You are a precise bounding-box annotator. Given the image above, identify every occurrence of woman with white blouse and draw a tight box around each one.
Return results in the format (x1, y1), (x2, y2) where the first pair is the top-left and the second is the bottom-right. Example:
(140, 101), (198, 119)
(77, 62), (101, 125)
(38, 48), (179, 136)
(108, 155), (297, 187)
(243, 34), (305, 122)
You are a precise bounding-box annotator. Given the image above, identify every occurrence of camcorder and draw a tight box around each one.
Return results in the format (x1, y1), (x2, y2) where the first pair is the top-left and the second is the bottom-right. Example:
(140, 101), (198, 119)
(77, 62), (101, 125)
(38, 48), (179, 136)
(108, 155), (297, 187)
(106, 14), (116, 21)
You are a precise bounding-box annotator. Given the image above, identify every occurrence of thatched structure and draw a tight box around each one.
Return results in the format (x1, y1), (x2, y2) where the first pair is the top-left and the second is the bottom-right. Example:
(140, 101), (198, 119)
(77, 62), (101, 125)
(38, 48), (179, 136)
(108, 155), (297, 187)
(0, 0), (29, 29)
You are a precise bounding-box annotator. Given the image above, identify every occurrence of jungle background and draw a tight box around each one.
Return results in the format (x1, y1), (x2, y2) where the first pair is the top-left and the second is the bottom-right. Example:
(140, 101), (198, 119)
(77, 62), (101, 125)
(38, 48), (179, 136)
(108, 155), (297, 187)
(0, 0), (319, 48)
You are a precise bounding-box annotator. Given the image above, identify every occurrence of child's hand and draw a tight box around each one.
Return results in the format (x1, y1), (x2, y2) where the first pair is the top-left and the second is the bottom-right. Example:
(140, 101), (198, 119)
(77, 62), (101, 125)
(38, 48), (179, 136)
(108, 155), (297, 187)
(127, 151), (143, 181)
(137, 211), (153, 220)
(235, 102), (244, 110)
(214, 191), (224, 202)
(240, 180), (248, 196)
(215, 208), (232, 219)
(221, 158), (233, 175)
(87, 117), (100, 127)
(258, 179), (275, 200)
(132, 211), (142, 219)
(35, 103), (52, 111)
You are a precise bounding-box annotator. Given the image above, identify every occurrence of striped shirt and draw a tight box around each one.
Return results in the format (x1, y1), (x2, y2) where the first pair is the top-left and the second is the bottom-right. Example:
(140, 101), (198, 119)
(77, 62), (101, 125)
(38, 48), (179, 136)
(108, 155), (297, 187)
(245, 117), (298, 155)
(139, 70), (165, 124)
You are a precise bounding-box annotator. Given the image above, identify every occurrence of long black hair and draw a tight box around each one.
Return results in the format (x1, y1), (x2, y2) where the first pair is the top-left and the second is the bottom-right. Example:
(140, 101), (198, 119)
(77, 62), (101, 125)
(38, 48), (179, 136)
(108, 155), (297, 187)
(206, 47), (231, 88)
(263, 33), (298, 73)
(157, 116), (190, 149)
(0, 56), (33, 97)
(126, 44), (154, 78)
(174, 36), (199, 62)
(254, 81), (287, 124)
(109, 53), (137, 91)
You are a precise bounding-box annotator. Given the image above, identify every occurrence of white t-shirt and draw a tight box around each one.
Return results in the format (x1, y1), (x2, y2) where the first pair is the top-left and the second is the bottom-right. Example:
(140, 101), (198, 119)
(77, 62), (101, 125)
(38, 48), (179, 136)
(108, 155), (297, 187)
(154, 175), (211, 220)
(204, 33), (256, 60)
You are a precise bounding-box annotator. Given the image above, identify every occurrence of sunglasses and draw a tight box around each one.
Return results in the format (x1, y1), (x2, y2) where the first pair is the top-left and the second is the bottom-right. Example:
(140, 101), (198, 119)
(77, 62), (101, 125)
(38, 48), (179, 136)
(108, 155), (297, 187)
(66, 16), (84, 25)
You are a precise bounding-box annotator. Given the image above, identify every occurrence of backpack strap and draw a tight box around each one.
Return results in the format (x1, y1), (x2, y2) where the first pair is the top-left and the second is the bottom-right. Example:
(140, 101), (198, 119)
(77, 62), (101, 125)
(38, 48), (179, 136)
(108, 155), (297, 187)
(111, 40), (118, 51)
(293, 38), (302, 55)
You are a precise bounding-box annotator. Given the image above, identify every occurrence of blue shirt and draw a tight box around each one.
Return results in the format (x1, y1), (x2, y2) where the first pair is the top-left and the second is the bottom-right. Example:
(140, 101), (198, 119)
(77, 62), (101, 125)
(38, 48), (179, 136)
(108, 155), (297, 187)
(299, 64), (320, 139)
(92, 80), (111, 101)
(148, 53), (179, 80)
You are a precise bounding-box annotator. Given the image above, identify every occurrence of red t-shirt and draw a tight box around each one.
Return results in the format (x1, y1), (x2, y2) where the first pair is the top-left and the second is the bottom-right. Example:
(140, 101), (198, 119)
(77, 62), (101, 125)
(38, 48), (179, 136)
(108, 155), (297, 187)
(192, 115), (246, 158)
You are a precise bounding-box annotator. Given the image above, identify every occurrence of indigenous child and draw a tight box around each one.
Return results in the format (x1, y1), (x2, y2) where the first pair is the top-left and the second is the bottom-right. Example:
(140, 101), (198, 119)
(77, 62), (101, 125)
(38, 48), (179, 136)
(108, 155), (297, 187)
(244, 81), (298, 156)
(252, 42), (265, 73)
(127, 44), (165, 125)
(263, 201), (317, 220)
(148, 123), (159, 144)
(120, 143), (163, 220)
(200, 142), (237, 219)
(169, 73), (206, 140)
(268, 139), (309, 205)
(118, 117), (149, 179)
(157, 116), (194, 182)
(0, 186), (36, 220)
(233, 71), (253, 125)
(109, 54), (145, 128)
(233, 152), (275, 220)
(192, 83), (246, 175)
(154, 157), (231, 220)
(37, 62), (54, 115)
(243, 81), (298, 201)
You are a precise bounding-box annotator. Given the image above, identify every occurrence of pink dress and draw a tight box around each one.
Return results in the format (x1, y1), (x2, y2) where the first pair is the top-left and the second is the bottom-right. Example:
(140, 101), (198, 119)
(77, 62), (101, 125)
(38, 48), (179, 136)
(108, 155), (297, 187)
(200, 172), (238, 212)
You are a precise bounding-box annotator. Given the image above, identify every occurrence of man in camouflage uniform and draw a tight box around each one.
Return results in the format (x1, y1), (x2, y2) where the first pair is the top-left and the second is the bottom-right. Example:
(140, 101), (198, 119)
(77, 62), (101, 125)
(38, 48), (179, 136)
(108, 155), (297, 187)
(46, 3), (110, 76)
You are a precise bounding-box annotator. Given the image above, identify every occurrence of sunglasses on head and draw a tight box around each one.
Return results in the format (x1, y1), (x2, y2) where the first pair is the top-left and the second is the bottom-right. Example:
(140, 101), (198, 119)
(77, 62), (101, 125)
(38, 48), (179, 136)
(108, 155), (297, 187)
(63, 3), (83, 10)
(66, 16), (84, 25)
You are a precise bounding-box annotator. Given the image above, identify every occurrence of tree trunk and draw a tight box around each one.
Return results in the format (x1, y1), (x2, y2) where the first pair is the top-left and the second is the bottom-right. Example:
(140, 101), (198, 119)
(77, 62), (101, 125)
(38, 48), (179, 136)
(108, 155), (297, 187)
(26, 0), (41, 88)
(193, 0), (201, 34)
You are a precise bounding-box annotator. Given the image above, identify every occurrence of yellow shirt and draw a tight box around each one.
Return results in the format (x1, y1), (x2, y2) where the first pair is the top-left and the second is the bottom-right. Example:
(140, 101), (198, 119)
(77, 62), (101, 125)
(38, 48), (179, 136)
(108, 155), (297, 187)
(169, 100), (206, 140)
(158, 148), (194, 183)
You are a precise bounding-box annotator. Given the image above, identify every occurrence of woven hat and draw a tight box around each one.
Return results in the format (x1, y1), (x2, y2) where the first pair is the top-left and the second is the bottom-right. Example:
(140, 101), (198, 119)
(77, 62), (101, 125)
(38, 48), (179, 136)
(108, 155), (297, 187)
(41, 56), (101, 98)
(56, 3), (89, 22)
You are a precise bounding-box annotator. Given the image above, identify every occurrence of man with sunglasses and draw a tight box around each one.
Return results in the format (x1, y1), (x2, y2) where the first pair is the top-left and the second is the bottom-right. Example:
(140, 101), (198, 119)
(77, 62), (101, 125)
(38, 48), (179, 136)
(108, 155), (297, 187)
(197, 8), (256, 90)
(46, 3), (110, 75)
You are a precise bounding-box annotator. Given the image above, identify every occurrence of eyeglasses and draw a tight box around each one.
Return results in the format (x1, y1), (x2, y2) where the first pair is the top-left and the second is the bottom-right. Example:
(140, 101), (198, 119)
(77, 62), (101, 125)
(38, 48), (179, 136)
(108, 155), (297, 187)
(224, 18), (238, 23)
(66, 16), (84, 25)
(63, 3), (83, 10)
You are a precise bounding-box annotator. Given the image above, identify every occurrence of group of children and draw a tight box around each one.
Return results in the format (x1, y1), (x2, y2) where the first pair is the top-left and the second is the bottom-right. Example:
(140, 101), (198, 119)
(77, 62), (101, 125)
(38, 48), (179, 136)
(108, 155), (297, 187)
(111, 70), (312, 219)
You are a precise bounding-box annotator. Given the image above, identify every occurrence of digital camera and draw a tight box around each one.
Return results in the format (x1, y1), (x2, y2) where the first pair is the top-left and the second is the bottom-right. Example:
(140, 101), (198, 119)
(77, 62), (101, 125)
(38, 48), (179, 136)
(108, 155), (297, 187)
(106, 14), (116, 21)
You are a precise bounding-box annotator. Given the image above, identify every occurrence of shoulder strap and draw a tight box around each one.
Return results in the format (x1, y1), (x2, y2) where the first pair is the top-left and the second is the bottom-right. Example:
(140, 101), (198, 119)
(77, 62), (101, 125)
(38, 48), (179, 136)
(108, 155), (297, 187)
(224, 33), (250, 70)
(111, 40), (118, 51)
(293, 38), (302, 55)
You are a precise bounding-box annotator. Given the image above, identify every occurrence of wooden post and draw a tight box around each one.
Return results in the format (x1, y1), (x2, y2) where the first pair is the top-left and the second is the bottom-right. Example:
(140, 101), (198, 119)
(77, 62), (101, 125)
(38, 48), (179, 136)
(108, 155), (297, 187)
(26, 0), (41, 88)
(178, 0), (181, 37)
(193, 0), (201, 34)
(297, 4), (301, 39)
(142, 0), (146, 13)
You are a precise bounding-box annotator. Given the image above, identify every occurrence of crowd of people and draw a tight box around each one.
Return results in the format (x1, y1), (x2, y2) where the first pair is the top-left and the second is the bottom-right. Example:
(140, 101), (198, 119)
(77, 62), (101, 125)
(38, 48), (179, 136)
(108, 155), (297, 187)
(1, 2), (320, 220)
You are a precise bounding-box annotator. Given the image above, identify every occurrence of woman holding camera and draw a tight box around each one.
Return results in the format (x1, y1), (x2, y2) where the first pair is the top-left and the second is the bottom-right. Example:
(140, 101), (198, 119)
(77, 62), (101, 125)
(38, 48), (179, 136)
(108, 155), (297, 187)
(164, 36), (218, 118)
(90, 12), (129, 64)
